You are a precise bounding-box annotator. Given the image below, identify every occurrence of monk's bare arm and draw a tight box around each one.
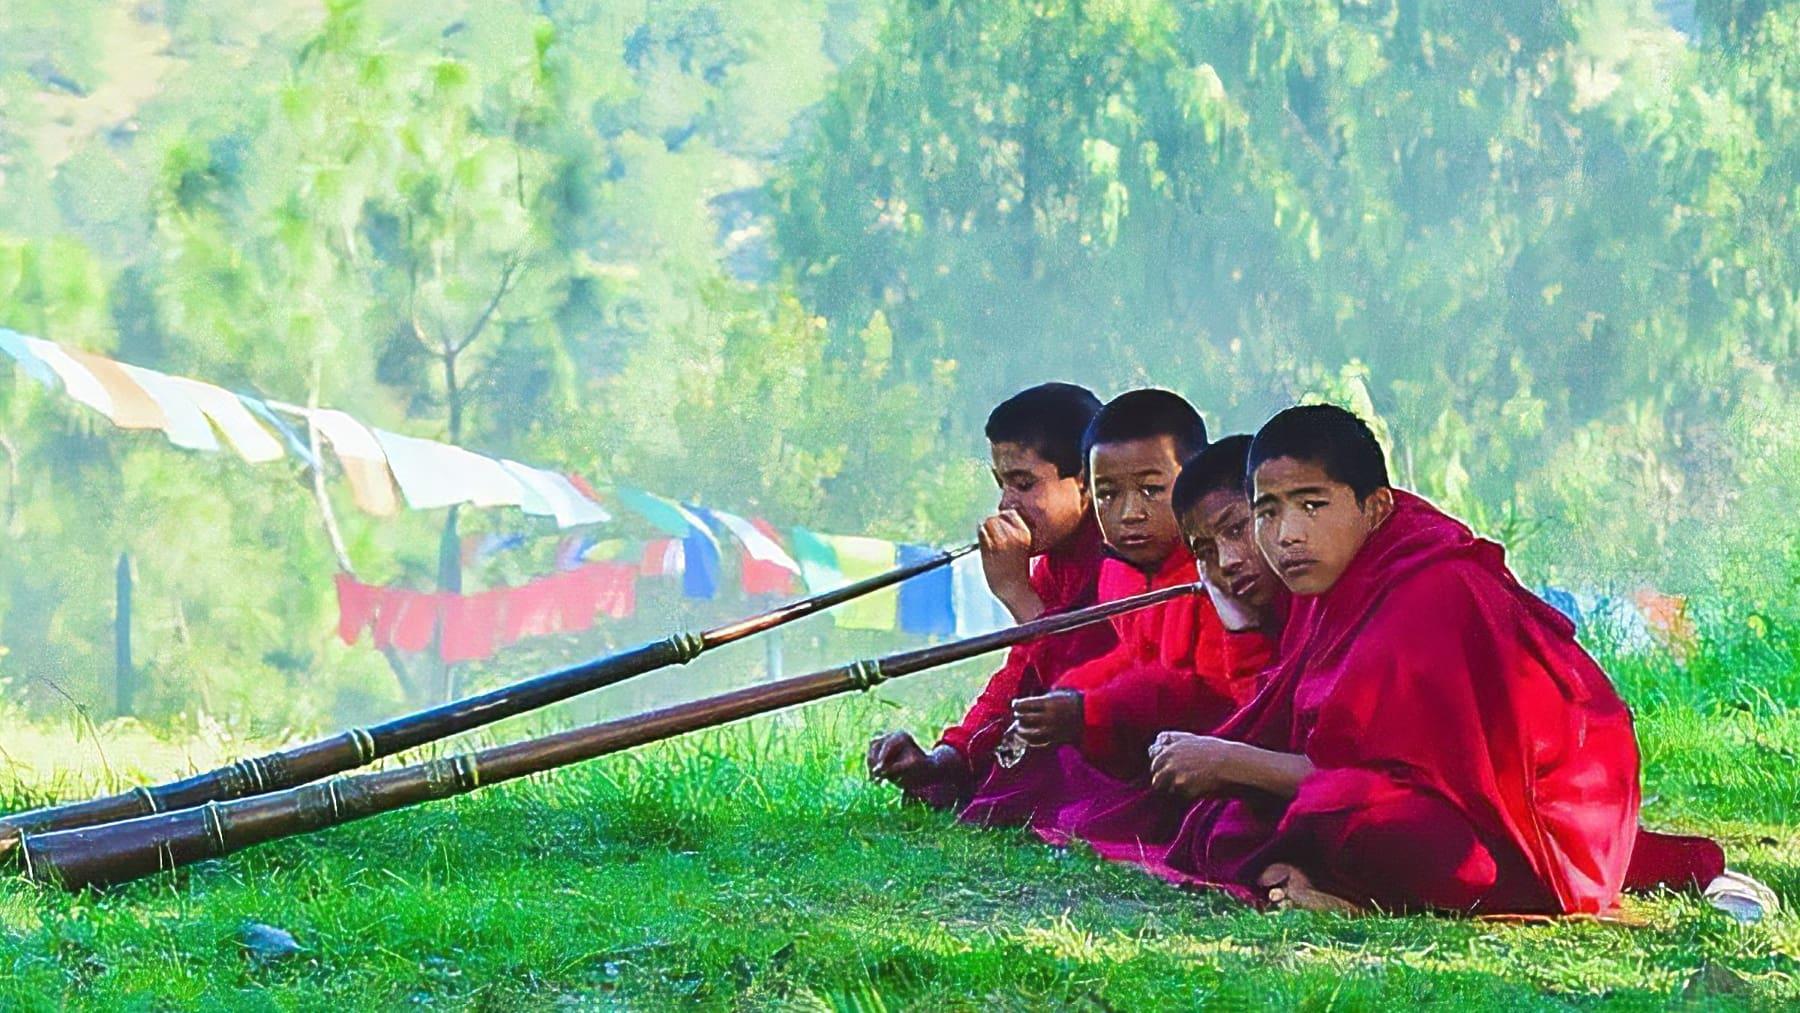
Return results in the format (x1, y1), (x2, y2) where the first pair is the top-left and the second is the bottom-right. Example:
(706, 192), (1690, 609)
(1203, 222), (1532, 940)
(993, 583), (1046, 624)
(1218, 742), (1314, 800)
(1149, 733), (1315, 801)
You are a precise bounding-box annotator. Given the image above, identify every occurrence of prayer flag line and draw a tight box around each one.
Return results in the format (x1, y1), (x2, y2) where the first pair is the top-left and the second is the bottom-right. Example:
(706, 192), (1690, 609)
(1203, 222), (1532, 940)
(1, 331), (1005, 639)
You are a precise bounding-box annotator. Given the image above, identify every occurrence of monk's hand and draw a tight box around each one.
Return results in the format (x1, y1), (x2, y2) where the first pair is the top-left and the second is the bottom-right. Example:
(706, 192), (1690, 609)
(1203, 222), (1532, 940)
(1148, 732), (1240, 799)
(979, 511), (1042, 621)
(1011, 689), (1084, 747)
(1203, 574), (1262, 634)
(867, 732), (962, 790)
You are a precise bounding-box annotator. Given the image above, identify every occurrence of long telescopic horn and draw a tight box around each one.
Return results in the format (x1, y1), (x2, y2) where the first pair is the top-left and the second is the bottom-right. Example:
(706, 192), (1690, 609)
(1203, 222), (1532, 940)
(0, 544), (975, 857)
(20, 582), (1199, 891)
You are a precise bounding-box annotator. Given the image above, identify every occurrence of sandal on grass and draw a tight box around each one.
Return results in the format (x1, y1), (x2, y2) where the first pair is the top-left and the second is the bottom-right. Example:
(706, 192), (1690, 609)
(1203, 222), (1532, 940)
(1704, 870), (1780, 924)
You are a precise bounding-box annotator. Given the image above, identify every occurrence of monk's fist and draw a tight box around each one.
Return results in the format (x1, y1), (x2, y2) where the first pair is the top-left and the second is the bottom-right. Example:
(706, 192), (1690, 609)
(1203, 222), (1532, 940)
(867, 731), (961, 791)
(1204, 574), (1263, 633)
(979, 511), (1035, 589)
(1148, 732), (1240, 799)
(1011, 690), (1084, 748)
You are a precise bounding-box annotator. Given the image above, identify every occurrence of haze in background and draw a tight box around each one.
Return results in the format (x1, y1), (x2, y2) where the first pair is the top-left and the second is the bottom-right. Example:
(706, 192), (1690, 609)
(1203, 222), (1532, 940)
(0, 0), (1793, 736)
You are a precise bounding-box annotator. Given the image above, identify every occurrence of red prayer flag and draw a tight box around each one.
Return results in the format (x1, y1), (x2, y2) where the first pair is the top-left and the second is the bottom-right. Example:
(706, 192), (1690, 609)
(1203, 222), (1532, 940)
(346, 558), (638, 662)
(370, 587), (404, 651)
(640, 538), (683, 577)
(591, 561), (637, 619)
(441, 591), (503, 663)
(392, 592), (446, 653)
(544, 570), (594, 635)
(500, 580), (560, 644)
(566, 473), (605, 504)
(739, 518), (797, 597)
(334, 573), (380, 646)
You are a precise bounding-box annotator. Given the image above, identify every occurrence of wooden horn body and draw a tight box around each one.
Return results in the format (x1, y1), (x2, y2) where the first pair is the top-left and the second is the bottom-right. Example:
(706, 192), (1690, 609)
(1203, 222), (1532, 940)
(0, 545), (973, 856)
(21, 582), (1199, 891)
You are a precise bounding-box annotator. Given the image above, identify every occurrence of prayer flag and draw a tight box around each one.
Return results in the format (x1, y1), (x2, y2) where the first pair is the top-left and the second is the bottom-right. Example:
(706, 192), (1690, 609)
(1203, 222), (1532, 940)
(239, 395), (318, 468)
(555, 534), (596, 571)
(500, 580), (561, 645)
(118, 362), (220, 452)
(542, 570), (595, 634)
(789, 527), (843, 594)
(682, 521), (721, 600)
(371, 589), (444, 653)
(334, 573), (379, 645)
(441, 591), (503, 663)
(709, 507), (800, 573)
(170, 378), (286, 463)
(739, 517), (798, 597)
(469, 532), (527, 563)
(952, 551), (1012, 637)
(303, 409), (400, 516)
(22, 337), (115, 417)
(68, 351), (166, 429)
(897, 543), (955, 637)
(589, 561), (637, 619)
(373, 429), (528, 511)
(499, 460), (611, 528)
(616, 486), (719, 550)
(823, 534), (897, 631)
(641, 538), (685, 577)
(0, 328), (58, 387)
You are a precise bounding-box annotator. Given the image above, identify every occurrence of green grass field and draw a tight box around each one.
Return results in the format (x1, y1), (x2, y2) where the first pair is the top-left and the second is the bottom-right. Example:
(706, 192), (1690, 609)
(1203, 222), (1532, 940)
(0, 640), (1796, 1010)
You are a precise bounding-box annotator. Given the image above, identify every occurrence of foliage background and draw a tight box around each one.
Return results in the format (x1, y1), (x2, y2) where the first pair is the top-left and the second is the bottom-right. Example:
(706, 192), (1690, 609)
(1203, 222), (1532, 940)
(0, 0), (1796, 734)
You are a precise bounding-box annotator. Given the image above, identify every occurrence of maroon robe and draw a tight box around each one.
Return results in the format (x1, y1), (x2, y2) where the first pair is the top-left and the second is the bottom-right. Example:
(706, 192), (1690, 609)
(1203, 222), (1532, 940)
(960, 546), (1271, 818)
(914, 517), (1113, 804)
(972, 492), (1643, 916)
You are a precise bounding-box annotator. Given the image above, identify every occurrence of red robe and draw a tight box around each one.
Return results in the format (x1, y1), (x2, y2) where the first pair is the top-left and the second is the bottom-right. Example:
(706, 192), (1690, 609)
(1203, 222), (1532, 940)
(1051, 548), (1250, 772)
(977, 493), (1643, 916)
(926, 517), (1114, 791)
(958, 545), (1270, 832)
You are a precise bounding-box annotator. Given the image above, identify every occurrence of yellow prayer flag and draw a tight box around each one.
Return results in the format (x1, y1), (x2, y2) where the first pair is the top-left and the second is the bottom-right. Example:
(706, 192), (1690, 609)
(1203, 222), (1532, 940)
(825, 534), (898, 631)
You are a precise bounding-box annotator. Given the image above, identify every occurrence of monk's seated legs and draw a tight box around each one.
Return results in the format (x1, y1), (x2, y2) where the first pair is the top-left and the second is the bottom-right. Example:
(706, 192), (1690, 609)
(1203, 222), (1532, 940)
(1266, 790), (1555, 915)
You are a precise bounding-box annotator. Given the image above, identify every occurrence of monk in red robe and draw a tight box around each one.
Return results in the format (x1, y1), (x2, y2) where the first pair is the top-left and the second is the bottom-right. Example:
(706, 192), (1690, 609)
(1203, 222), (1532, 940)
(1137, 405), (1642, 915)
(867, 383), (1114, 805)
(1172, 435), (1286, 699)
(956, 390), (1276, 838)
(960, 430), (1277, 828)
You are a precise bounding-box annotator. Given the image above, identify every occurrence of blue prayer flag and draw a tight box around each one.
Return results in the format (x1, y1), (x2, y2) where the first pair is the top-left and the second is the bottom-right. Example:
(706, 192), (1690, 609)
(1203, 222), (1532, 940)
(897, 543), (955, 637)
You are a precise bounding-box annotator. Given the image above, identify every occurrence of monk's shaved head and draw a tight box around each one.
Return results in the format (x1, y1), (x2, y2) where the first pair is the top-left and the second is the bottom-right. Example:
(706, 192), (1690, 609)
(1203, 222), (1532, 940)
(986, 382), (1103, 479)
(1249, 406), (1394, 596)
(1081, 388), (1208, 466)
(1247, 404), (1388, 503)
(1173, 435), (1254, 517)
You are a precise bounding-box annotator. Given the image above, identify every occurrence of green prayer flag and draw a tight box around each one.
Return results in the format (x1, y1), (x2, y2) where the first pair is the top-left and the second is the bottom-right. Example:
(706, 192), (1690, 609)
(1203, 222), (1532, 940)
(790, 527), (844, 594)
(616, 486), (718, 549)
(617, 486), (692, 536)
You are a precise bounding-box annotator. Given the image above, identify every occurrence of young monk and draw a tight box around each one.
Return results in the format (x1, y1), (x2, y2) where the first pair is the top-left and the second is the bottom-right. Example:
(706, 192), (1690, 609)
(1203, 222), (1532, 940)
(959, 427), (1276, 832)
(867, 382), (1113, 804)
(1001, 389), (1230, 775)
(1143, 404), (1641, 915)
(1171, 435), (1287, 701)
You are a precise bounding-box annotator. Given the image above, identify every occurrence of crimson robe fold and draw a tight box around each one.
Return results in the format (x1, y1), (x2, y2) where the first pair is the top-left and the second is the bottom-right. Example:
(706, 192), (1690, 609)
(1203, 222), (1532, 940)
(922, 518), (1113, 801)
(969, 492), (1642, 917)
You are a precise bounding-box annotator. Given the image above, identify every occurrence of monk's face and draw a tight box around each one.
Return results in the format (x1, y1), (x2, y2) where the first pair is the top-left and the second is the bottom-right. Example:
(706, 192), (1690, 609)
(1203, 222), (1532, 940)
(1251, 457), (1394, 596)
(1182, 488), (1280, 613)
(989, 441), (1089, 554)
(1088, 435), (1184, 571)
